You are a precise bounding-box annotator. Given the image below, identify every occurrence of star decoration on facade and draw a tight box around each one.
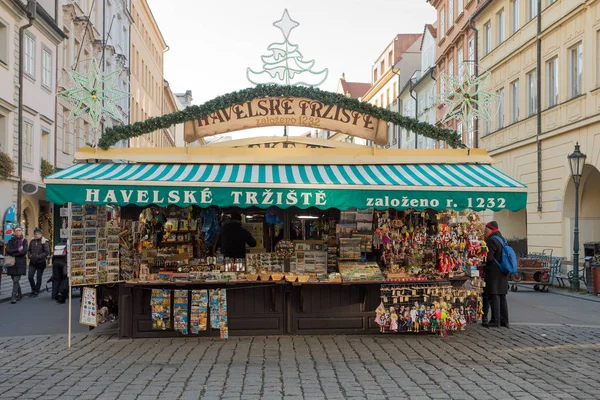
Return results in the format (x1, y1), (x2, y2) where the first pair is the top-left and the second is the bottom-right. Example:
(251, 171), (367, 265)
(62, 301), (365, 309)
(439, 69), (499, 126)
(58, 59), (129, 131)
(273, 9), (299, 40)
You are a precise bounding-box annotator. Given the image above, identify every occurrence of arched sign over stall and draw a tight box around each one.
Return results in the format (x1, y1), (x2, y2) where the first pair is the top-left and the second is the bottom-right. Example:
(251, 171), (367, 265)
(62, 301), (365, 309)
(184, 97), (388, 145)
(97, 85), (463, 150)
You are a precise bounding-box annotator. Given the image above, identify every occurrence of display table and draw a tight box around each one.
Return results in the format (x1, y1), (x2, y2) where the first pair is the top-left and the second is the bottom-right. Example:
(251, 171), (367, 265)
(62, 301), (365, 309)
(118, 281), (385, 338)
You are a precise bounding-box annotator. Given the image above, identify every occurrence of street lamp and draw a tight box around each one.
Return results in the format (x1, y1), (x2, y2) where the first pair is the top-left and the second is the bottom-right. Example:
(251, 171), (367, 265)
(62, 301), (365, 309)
(568, 142), (586, 291)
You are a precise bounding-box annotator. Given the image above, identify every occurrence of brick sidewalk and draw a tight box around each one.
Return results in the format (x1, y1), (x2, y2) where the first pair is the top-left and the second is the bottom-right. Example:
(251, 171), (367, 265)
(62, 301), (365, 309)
(1, 325), (599, 400)
(0, 269), (53, 302)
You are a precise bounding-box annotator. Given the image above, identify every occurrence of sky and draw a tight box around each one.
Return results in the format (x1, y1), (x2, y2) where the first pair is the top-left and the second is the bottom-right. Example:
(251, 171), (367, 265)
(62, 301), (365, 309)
(146, 0), (437, 140)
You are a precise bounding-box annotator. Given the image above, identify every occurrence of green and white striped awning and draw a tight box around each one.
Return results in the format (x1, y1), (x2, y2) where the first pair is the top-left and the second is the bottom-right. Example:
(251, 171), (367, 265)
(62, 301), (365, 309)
(46, 163), (527, 211)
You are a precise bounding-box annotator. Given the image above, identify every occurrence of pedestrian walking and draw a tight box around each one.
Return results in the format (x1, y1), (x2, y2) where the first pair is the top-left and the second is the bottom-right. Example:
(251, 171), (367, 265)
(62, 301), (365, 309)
(483, 221), (509, 328)
(27, 228), (50, 297)
(5, 226), (28, 304)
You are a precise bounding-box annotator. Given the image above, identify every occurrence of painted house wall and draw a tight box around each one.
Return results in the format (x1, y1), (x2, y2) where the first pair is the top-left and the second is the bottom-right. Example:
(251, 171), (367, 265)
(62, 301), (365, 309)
(476, 0), (599, 260)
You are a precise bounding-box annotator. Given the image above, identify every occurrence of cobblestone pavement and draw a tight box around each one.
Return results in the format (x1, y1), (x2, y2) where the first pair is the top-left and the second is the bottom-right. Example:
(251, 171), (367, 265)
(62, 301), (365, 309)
(1, 325), (600, 400)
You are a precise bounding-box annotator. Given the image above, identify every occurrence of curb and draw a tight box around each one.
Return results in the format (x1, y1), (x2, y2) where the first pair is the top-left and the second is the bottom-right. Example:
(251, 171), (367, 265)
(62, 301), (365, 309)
(516, 284), (600, 303)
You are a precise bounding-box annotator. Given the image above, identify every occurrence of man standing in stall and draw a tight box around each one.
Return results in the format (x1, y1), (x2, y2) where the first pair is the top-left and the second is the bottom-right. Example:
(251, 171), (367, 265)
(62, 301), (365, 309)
(483, 221), (510, 328)
(215, 212), (257, 259)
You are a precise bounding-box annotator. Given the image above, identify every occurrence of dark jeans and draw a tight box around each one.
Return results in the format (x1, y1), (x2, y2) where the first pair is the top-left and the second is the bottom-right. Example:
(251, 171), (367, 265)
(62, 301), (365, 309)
(11, 275), (22, 300)
(489, 294), (509, 325)
(28, 264), (45, 293)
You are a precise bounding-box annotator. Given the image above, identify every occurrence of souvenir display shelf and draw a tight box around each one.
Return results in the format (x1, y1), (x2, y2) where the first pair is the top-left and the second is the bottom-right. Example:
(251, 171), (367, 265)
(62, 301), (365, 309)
(61, 202), (490, 338)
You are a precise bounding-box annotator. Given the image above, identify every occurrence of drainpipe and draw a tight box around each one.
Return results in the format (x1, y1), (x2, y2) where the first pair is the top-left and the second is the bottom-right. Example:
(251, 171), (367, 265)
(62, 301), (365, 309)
(536, 0), (542, 213)
(468, 16), (479, 148)
(17, 0), (37, 222)
(409, 78), (418, 149)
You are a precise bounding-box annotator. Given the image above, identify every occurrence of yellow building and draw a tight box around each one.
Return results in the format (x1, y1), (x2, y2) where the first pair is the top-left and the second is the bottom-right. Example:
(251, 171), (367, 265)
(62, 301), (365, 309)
(474, 0), (599, 260)
(129, 0), (170, 147)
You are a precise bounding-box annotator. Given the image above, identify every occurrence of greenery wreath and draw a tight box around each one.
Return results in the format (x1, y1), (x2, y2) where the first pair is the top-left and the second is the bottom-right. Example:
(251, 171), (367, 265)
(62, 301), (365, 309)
(98, 85), (462, 150)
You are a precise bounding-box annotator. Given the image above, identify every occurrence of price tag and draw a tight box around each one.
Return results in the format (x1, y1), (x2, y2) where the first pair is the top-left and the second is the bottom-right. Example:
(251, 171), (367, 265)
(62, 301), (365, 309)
(60, 229), (69, 239)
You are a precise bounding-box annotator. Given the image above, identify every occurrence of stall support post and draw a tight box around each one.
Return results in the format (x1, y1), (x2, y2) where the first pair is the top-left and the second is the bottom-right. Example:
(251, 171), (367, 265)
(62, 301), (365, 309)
(67, 202), (72, 348)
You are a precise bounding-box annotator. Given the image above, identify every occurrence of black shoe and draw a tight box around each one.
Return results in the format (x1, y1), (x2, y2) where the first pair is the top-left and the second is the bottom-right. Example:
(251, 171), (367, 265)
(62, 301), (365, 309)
(500, 323), (510, 328)
(29, 292), (38, 298)
(10, 299), (16, 304)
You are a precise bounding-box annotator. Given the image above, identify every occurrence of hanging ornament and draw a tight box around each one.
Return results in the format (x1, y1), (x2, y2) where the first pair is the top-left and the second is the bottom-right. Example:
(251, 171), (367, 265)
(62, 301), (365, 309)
(247, 9), (328, 86)
(438, 63), (499, 143)
(58, 59), (129, 133)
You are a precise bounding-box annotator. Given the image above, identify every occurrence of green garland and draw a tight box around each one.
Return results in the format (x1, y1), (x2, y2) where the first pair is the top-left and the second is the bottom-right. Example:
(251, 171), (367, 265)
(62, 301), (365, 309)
(99, 85), (462, 150)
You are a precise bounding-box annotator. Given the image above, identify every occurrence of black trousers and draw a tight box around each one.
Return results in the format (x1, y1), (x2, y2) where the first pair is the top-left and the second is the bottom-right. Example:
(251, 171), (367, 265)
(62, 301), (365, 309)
(28, 264), (45, 293)
(489, 294), (509, 325)
(482, 294), (490, 322)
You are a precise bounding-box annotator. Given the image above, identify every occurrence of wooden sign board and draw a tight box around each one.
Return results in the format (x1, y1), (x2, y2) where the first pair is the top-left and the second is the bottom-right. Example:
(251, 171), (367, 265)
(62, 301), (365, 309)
(184, 97), (388, 145)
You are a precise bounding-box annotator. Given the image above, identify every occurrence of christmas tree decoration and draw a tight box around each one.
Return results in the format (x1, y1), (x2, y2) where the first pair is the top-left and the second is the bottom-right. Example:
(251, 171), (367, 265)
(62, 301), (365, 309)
(438, 68), (499, 129)
(247, 9), (328, 87)
(99, 85), (463, 150)
(58, 59), (129, 132)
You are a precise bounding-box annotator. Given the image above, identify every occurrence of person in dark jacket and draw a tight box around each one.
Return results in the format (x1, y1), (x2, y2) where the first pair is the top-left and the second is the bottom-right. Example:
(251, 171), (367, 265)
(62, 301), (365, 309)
(483, 221), (509, 328)
(215, 212), (256, 258)
(5, 226), (28, 304)
(27, 227), (50, 297)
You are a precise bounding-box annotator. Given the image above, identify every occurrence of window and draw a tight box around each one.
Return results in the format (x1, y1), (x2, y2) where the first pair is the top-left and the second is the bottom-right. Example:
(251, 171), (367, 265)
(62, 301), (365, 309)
(597, 31), (600, 87)
(527, 69), (537, 116)
(393, 85), (397, 102)
(373, 68), (377, 82)
(569, 43), (583, 98)
(497, 9), (505, 44)
(458, 0), (463, 12)
(440, 71), (445, 95)
(448, 0), (454, 28)
(528, 0), (538, 20)
(468, 37), (475, 76)
(24, 34), (34, 76)
(41, 129), (50, 160)
(457, 48), (464, 81)
(457, 121), (463, 138)
(0, 114), (7, 152)
(62, 109), (70, 153)
(547, 56), (558, 107)
(75, 119), (82, 151)
(484, 104), (492, 135)
(440, 8), (445, 38)
(448, 59), (454, 78)
(510, 80), (519, 123)
(23, 121), (33, 166)
(380, 60), (385, 74)
(386, 88), (390, 107)
(548, 0), (556, 4)
(388, 51), (393, 67)
(467, 117), (474, 148)
(0, 20), (8, 65)
(42, 49), (52, 88)
(511, 0), (520, 34)
(497, 88), (505, 129)
(484, 22), (492, 55)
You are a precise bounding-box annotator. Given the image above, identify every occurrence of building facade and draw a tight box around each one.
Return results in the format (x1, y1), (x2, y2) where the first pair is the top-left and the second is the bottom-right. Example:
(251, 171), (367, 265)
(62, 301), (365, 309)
(429, 0), (479, 147)
(0, 0), (64, 239)
(398, 24), (438, 149)
(474, 0), (599, 260)
(129, 0), (169, 147)
(57, 0), (132, 171)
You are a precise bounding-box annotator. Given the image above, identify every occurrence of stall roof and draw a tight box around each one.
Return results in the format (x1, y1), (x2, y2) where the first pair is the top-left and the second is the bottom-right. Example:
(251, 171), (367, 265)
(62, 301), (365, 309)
(73, 137), (497, 165)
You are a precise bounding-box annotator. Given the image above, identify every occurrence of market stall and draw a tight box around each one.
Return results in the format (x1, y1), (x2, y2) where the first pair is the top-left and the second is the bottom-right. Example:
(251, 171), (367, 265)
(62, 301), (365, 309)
(45, 137), (527, 338)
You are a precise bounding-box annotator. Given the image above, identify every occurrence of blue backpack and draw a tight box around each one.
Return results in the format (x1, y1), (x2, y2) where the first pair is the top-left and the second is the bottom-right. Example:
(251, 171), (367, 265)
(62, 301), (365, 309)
(492, 235), (518, 275)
